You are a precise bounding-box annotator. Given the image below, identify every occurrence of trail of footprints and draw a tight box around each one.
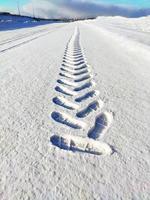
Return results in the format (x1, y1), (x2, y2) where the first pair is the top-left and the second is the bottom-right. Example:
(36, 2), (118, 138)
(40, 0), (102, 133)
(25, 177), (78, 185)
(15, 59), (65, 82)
(50, 27), (114, 156)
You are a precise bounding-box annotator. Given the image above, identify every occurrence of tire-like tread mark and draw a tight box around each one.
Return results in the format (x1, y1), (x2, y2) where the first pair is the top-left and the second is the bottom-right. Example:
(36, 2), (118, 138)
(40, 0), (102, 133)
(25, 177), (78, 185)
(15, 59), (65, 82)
(88, 111), (113, 139)
(59, 72), (75, 79)
(61, 67), (89, 76)
(59, 72), (91, 82)
(74, 75), (91, 82)
(73, 69), (90, 76)
(64, 52), (83, 57)
(66, 46), (81, 49)
(74, 64), (87, 70)
(75, 90), (99, 103)
(65, 50), (82, 54)
(60, 67), (76, 74)
(57, 79), (77, 87)
(51, 112), (86, 129)
(53, 96), (79, 110)
(64, 55), (84, 60)
(50, 134), (113, 155)
(76, 100), (104, 118)
(65, 46), (81, 50)
(63, 57), (84, 63)
(74, 81), (94, 92)
(55, 85), (77, 96)
(63, 59), (85, 66)
(62, 63), (87, 70)
(50, 27), (115, 156)
(63, 60), (85, 66)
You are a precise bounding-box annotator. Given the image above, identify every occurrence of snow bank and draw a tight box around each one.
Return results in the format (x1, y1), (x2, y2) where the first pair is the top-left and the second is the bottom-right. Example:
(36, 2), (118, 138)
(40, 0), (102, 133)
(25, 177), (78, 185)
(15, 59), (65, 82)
(96, 15), (150, 33)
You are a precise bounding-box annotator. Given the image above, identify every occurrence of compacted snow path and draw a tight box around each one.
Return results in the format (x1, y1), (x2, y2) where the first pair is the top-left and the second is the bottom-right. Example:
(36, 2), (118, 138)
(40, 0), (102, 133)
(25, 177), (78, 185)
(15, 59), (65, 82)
(0, 24), (66, 53)
(0, 18), (150, 200)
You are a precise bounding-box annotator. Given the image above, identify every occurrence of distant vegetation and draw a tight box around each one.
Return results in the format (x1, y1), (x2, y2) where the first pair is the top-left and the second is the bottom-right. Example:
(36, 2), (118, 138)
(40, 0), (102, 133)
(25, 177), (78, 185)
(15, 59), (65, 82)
(0, 12), (95, 22)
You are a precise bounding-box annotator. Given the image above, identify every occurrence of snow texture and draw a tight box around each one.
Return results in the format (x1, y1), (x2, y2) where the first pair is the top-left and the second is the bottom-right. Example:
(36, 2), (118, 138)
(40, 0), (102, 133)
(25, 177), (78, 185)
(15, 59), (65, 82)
(0, 16), (150, 200)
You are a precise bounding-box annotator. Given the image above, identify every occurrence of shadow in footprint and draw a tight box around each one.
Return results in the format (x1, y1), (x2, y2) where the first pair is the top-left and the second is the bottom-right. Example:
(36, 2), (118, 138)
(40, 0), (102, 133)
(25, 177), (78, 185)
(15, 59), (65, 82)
(88, 112), (113, 139)
(60, 67), (73, 73)
(63, 57), (84, 63)
(75, 75), (91, 82)
(74, 81), (93, 92)
(76, 100), (103, 118)
(73, 69), (89, 76)
(57, 79), (76, 87)
(62, 63), (87, 71)
(52, 97), (78, 110)
(73, 61), (85, 66)
(75, 90), (99, 102)
(50, 134), (113, 155)
(55, 86), (75, 96)
(65, 49), (82, 53)
(59, 72), (73, 79)
(64, 52), (82, 57)
(51, 112), (84, 129)
(64, 55), (84, 60)
(74, 66), (87, 71)
(60, 67), (88, 76)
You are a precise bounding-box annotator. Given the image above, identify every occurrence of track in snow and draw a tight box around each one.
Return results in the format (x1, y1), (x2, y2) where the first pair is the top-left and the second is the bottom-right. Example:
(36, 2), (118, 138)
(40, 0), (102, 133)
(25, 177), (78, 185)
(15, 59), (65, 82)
(50, 27), (114, 156)
(0, 24), (65, 53)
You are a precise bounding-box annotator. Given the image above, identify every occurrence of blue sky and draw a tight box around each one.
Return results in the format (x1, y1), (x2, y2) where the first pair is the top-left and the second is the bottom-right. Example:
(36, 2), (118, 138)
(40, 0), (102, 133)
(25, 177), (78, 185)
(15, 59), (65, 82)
(0, 0), (28, 8)
(0, 0), (150, 18)
(0, 0), (150, 9)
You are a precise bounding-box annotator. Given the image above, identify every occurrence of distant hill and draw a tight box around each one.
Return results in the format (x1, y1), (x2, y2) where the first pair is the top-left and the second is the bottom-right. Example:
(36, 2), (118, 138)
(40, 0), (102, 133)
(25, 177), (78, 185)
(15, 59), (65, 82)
(0, 12), (94, 23)
(0, 12), (62, 31)
(0, 12), (58, 22)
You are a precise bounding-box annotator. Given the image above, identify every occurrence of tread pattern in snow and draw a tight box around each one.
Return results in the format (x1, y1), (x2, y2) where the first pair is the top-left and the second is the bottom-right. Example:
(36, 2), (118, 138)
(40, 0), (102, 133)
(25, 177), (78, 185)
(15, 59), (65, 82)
(50, 27), (114, 156)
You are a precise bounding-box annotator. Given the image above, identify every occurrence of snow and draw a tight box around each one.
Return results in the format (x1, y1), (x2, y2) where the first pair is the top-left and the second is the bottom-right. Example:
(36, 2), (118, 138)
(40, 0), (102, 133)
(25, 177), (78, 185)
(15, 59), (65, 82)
(0, 15), (150, 199)
(89, 16), (150, 47)
(0, 13), (55, 31)
(50, 134), (113, 156)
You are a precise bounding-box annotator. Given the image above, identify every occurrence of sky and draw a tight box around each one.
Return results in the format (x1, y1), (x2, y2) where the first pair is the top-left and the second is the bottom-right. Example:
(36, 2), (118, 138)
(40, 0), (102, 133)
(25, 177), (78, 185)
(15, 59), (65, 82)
(0, 0), (150, 18)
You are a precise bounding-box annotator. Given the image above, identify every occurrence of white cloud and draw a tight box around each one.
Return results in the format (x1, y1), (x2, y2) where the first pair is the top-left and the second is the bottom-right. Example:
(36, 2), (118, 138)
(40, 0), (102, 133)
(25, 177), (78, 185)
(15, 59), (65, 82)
(21, 0), (87, 19)
(4, 0), (150, 19)
(22, 1), (57, 18)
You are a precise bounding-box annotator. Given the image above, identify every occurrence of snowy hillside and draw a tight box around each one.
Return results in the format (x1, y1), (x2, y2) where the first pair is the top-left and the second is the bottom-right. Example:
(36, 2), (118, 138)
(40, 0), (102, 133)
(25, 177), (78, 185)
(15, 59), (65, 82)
(0, 12), (35, 22)
(0, 16), (150, 200)
(96, 16), (150, 32)
(86, 16), (150, 47)
(0, 12), (62, 31)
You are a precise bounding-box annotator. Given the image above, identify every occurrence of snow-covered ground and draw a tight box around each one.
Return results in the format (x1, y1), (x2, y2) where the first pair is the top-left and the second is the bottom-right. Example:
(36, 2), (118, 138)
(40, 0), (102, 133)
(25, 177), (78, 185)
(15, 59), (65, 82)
(0, 16), (150, 200)
(0, 13), (57, 31)
(86, 16), (150, 46)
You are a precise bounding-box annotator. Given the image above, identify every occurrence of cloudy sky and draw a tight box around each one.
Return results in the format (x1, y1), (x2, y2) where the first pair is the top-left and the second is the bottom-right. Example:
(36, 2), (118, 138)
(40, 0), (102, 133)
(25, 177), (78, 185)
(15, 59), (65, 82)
(0, 0), (150, 18)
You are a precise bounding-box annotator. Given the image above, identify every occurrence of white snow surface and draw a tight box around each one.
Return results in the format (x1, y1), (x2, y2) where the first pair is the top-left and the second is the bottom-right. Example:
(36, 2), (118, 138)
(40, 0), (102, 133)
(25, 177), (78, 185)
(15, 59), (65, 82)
(0, 16), (150, 200)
